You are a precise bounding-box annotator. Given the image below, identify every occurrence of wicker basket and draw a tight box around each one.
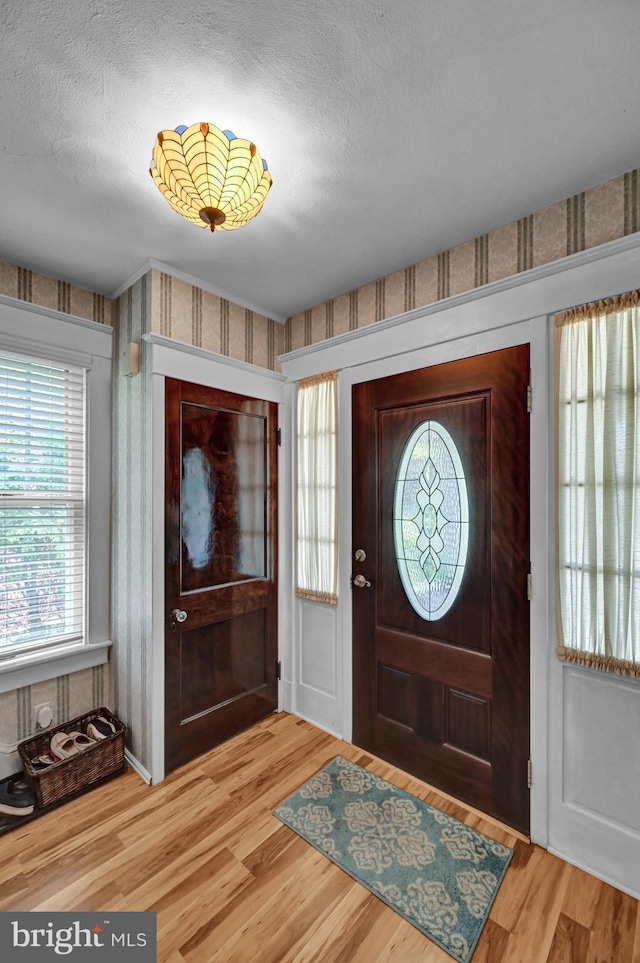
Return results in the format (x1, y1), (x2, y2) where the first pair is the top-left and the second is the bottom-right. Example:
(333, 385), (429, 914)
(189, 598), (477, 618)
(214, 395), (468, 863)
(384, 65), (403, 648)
(18, 706), (125, 810)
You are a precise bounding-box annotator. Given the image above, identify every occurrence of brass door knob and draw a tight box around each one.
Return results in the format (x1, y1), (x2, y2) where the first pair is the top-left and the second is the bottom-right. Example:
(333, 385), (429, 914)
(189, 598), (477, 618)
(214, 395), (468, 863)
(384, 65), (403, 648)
(352, 574), (371, 588)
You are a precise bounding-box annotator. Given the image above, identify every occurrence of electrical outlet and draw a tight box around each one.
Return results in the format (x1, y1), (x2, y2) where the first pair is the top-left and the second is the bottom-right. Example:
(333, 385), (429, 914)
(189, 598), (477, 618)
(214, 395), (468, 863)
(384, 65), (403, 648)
(33, 703), (54, 730)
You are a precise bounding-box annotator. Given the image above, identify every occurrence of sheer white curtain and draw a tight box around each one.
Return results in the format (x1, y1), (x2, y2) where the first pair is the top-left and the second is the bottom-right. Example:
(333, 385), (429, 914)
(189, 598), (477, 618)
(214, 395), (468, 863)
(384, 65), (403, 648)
(556, 291), (640, 677)
(296, 371), (338, 604)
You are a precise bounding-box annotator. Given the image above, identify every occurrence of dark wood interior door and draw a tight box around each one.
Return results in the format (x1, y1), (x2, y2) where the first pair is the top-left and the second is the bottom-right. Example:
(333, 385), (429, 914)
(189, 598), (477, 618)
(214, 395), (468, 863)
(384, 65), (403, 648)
(165, 378), (278, 773)
(352, 345), (530, 833)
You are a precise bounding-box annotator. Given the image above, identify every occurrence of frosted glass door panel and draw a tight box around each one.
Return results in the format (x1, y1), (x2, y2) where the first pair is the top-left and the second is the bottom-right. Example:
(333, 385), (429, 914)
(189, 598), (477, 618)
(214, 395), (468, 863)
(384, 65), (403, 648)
(180, 403), (266, 593)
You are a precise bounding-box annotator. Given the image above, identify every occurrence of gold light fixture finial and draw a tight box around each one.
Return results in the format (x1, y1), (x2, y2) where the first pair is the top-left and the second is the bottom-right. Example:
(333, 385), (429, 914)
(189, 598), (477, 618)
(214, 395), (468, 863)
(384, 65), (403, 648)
(149, 121), (272, 232)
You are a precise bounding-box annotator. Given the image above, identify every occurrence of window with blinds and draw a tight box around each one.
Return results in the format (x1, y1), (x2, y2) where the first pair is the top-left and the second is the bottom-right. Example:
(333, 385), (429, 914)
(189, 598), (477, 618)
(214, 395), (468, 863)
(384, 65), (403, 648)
(0, 350), (86, 659)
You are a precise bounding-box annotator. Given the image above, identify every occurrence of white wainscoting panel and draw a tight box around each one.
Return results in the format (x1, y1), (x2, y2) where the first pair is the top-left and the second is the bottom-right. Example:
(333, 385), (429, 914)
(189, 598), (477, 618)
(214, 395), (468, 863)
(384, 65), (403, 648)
(563, 666), (640, 835)
(547, 658), (640, 899)
(295, 599), (342, 736)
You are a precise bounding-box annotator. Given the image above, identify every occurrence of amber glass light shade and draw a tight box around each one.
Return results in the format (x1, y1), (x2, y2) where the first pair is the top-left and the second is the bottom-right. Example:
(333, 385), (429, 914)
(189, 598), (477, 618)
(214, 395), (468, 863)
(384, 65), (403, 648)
(149, 122), (272, 232)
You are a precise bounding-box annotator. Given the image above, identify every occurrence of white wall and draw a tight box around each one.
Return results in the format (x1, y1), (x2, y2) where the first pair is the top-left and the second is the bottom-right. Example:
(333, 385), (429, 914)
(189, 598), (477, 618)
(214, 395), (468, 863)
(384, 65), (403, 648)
(280, 235), (640, 899)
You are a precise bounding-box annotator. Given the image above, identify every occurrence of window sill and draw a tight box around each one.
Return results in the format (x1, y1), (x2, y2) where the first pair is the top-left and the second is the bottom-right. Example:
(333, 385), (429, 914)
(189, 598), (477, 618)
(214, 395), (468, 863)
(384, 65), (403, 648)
(0, 640), (111, 693)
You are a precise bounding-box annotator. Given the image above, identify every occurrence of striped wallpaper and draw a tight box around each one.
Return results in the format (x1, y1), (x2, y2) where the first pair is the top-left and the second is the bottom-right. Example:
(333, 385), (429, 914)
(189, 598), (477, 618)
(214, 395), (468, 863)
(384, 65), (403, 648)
(0, 665), (107, 750)
(285, 167), (640, 351)
(0, 261), (115, 326)
(150, 270), (283, 371)
(0, 260), (284, 371)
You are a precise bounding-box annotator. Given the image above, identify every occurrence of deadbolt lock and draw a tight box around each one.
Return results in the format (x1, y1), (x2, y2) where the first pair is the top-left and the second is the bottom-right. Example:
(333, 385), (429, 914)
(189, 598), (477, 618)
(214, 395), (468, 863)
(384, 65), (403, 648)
(354, 548), (367, 562)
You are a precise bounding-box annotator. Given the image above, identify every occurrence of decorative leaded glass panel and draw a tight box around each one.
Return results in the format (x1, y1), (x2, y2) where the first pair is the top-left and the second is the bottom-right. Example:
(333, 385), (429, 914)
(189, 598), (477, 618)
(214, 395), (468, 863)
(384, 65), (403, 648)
(393, 421), (469, 620)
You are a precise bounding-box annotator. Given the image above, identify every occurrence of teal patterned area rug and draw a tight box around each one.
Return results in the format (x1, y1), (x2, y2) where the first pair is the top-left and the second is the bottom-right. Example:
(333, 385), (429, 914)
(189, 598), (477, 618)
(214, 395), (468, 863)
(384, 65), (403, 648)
(274, 756), (513, 963)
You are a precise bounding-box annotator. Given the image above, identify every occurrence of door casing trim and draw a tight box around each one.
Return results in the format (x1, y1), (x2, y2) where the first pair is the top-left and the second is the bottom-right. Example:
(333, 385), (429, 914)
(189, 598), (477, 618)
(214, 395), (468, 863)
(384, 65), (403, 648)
(344, 324), (544, 840)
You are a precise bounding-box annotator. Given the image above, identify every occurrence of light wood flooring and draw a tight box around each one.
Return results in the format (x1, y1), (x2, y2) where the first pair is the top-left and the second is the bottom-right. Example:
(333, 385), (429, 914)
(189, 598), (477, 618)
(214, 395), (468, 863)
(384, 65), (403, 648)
(0, 711), (638, 962)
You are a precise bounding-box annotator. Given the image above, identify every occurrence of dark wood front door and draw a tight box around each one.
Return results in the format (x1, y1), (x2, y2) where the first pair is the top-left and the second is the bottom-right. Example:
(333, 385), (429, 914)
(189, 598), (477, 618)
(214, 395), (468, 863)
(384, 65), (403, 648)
(352, 345), (530, 833)
(165, 378), (278, 773)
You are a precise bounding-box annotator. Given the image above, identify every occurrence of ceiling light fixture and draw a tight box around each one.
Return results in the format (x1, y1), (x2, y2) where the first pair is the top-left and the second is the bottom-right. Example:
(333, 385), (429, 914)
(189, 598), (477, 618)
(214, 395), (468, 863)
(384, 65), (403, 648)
(149, 121), (272, 232)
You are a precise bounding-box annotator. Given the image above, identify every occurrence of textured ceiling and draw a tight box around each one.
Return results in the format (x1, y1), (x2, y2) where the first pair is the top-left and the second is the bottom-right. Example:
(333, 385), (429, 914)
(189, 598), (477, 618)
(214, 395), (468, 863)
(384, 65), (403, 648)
(1, 0), (639, 321)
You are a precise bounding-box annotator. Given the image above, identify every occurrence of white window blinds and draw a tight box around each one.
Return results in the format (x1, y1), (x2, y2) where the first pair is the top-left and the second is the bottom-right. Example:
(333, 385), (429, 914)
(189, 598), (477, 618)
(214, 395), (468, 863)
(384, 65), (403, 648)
(296, 371), (338, 604)
(556, 290), (640, 677)
(0, 350), (86, 658)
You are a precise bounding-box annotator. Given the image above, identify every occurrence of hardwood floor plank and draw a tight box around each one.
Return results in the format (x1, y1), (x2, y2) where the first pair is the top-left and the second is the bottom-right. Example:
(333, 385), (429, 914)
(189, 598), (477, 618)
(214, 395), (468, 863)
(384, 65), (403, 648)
(546, 912), (590, 963)
(587, 884), (638, 963)
(0, 712), (635, 963)
(206, 853), (352, 963)
(489, 839), (542, 930)
(502, 854), (572, 962)
(240, 822), (294, 877)
(335, 898), (418, 963)
(470, 917), (510, 962)
(154, 849), (255, 963)
(633, 905), (640, 963)
(277, 867), (360, 963)
(113, 785), (236, 896)
(372, 914), (452, 962)
(0, 831), (126, 911)
(279, 883), (379, 963)
(0, 770), (150, 867)
(34, 880), (129, 914)
(175, 832), (312, 960)
(0, 872), (29, 906)
(560, 863), (604, 929)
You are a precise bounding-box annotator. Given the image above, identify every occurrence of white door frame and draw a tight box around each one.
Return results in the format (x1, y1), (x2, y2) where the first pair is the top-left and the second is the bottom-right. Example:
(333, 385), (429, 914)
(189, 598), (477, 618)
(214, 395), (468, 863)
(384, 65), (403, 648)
(143, 334), (287, 785)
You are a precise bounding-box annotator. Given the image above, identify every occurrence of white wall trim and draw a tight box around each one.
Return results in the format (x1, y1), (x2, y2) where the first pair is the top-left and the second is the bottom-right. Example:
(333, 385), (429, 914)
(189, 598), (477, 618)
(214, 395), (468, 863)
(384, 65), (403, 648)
(0, 332), (94, 370)
(0, 746), (21, 780)
(143, 332), (286, 384)
(150, 372), (166, 786)
(0, 641), (111, 695)
(125, 748), (152, 785)
(111, 259), (286, 325)
(281, 381), (297, 715)
(547, 846), (640, 902)
(0, 292), (114, 339)
(108, 262), (153, 301)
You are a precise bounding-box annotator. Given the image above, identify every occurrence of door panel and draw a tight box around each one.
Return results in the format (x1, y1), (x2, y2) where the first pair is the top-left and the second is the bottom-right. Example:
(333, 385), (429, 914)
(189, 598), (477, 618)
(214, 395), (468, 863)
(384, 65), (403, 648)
(165, 378), (278, 773)
(352, 345), (530, 833)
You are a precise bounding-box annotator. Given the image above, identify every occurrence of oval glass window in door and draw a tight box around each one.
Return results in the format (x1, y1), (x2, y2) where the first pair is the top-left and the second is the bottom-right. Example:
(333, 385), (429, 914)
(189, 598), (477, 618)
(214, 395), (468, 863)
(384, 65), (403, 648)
(393, 420), (469, 620)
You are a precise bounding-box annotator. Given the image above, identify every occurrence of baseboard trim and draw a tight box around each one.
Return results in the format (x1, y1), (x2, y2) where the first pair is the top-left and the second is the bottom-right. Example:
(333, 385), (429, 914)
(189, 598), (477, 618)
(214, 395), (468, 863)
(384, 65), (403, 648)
(547, 845), (640, 901)
(0, 743), (21, 780)
(291, 710), (344, 741)
(125, 748), (152, 785)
